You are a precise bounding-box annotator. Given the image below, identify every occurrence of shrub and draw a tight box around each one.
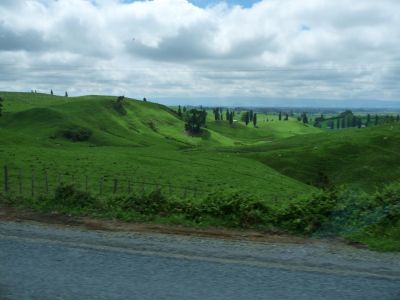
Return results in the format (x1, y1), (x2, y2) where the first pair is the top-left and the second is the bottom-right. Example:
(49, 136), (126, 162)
(54, 184), (94, 208)
(61, 126), (92, 142)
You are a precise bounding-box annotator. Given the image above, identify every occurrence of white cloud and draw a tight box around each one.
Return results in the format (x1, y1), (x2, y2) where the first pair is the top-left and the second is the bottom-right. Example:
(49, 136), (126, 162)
(0, 0), (400, 105)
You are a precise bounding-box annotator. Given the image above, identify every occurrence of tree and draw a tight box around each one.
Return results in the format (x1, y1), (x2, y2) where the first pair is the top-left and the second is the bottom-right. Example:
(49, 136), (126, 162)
(184, 109), (207, 134)
(178, 105), (182, 118)
(278, 111), (282, 121)
(249, 110), (254, 122)
(0, 96), (3, 117)
(229, 112), (234, 125)
(253, 113), (257, 127)
(143, 97), (147, 102)
(226, 109), (229, 121)
(375, 114), (379, 125)
(366, 114), (371, 126)
(65, 91), (68, 97)
(301, 112), (308, 124)
(183, 106), (187, 113)
(113, 96), (126, 115)
(241, 111), (250, 125)
(284, 113), (289, 121)
(397, 115), (400, 122)
(51, 89), (53, 96)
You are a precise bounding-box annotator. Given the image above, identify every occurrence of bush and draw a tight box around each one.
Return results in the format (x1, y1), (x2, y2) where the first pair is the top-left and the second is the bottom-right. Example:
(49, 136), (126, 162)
(194, 191), (271, 227)
(54, 184), (94, 208)
(122, 189), (170, 215)
(275, 190), (338, 234)
(61, 126), (92, 142)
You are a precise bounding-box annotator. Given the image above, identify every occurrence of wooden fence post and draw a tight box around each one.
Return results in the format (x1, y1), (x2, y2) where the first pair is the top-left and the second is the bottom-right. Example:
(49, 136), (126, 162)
(99, 177), (103, 195)
(45, 171), (49, 195)
(113, 179), (118, 194)
(3, 165), (8, 194)
(18, 168), (23, 195)
(31, 170), (35, 198)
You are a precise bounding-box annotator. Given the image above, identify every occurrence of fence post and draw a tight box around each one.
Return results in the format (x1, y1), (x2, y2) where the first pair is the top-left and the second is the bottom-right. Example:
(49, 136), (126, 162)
(4, 165), (8, 194)
(18, 168), (23, 195)
(99, 177), (103, 195)
(45, 171), (49, 195)
(57, 174), (61, 188)
(31, 170), (35, 198)
(113, 179), (118, 194)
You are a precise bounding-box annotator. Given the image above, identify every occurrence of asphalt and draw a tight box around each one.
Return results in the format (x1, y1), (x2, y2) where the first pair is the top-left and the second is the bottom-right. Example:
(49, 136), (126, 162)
(0, 221), (399, 300)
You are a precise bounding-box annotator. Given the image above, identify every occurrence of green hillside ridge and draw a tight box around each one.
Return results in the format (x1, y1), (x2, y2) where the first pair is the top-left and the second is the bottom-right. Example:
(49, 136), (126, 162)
(1, 91), (399, 251)
(0, 92), (314, 201)
(236, 123), (400, 190)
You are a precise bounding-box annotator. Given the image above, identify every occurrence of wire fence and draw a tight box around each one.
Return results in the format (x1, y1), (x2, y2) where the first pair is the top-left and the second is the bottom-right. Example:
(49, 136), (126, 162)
(1, 165), (206, 199)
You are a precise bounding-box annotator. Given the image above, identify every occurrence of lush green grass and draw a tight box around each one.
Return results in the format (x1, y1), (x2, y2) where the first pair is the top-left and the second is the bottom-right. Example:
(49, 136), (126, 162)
(1, 91), (399, 251)
(0, 92), (313, 202)
(236, 123), (400, 191)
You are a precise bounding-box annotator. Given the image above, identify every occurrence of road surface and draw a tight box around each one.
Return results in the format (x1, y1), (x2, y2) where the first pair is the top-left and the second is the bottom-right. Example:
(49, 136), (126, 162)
(1, 221), (400, 300)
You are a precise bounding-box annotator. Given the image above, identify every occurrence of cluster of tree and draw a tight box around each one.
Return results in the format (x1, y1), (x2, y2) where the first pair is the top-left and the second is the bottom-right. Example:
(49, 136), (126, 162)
(212, 107), (224, 121)
(0, 96), (3, 117)
(240, 110), (257, 127)
(277, 111), (289, 121)
(184, 109), (207, 134)
(177, 105), (187, 118)
(113, 96), (127, 115)
(47, 90), (68, 97)
(297, 112), (309, 124)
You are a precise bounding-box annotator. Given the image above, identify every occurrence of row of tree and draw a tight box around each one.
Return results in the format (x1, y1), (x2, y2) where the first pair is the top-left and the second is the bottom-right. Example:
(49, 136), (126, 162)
(0, 96), (3, 117)
(314, 110), (400, 129)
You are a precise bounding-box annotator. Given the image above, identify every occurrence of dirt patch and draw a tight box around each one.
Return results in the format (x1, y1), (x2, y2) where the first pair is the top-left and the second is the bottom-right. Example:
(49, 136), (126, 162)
(0, 205), (355, 247)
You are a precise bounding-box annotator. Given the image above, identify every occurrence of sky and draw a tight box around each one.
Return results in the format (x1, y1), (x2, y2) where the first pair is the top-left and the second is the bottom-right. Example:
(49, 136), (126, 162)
(1, 0), (400, 106)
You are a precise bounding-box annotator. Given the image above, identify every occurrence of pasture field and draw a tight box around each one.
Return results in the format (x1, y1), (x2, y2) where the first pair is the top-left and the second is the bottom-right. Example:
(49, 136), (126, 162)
(0, 91), (399, 251)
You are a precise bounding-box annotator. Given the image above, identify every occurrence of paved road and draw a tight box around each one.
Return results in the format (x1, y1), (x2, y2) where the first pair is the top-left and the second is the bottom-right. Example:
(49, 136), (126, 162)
(0, 221), (400, 300)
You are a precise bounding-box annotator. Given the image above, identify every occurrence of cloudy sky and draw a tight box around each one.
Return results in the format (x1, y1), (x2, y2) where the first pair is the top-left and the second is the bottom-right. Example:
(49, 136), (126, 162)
(1, 0), (400, 106)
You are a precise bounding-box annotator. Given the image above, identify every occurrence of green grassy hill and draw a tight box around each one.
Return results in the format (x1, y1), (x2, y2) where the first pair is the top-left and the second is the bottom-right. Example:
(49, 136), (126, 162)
(238, 124), (400, 190)
(0, 92), (314, 201)
(1, 91), (399, 251)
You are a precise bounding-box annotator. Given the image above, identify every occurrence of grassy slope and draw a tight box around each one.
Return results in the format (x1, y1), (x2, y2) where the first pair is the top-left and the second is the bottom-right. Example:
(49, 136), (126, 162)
(0, 92), (314, 201)
(238, 124), (400, 190)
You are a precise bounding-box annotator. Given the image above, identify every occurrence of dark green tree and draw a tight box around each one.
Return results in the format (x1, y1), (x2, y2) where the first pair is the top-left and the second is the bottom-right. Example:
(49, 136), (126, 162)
(178, 105), (182, 118)
(65, 91), (68, 97)
(226, 109), (229, 121)
(184, 109), (207, 134)
(253, 113), (257, 127)
(51, 89), (53, 95)
(183, 106), (186, 113)
(0, 96), (3, 117)
(278, 111), (282, 121)
(249, 110), (254, 122)
(143, 97), (147, 102)
(241, 111), (250, 125)
(375, 114), (379, 125)
(397, 115), (400, 122)
(301, 112), (308, 124)
(366, 114), (371, 126)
